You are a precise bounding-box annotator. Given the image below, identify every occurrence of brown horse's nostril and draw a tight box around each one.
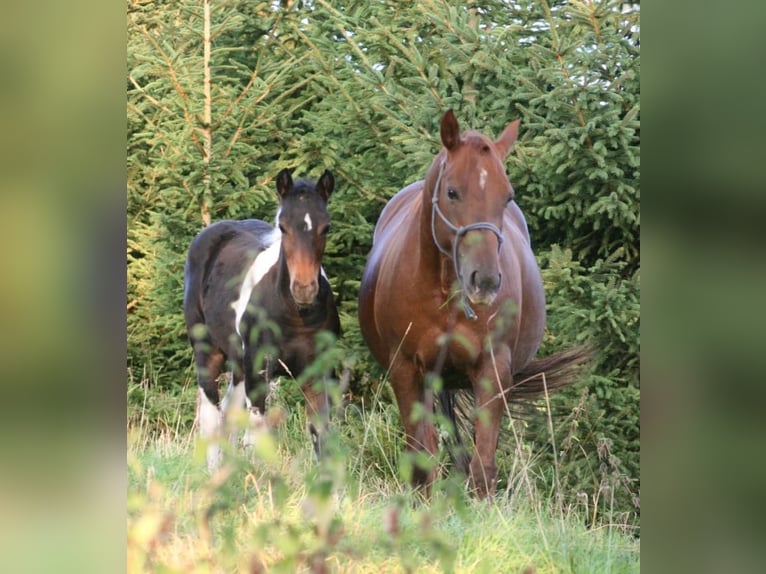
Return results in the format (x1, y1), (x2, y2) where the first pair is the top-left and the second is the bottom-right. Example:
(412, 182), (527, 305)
(469, 269), (501, 296)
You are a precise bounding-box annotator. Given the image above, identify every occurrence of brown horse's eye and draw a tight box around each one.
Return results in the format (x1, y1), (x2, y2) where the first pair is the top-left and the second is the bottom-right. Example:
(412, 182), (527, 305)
(447, 187), (459, 200)
(506, 195), (514, 205)
(320, 224), (331, 236)
(278, 223), (287, 234)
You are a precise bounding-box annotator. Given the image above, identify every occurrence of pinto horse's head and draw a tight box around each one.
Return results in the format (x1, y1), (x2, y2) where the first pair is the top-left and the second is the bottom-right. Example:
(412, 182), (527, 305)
(275, 169), (334, 306)
(430, 110), (520, 310)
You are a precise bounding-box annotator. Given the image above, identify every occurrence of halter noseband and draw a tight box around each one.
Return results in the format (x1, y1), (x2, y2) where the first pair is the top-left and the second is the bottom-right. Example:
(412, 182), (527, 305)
(430, 159), (504, 320)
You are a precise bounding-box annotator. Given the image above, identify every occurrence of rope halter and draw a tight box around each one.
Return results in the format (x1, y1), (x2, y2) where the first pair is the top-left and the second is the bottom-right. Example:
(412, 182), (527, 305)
(430, 159), (504, 320)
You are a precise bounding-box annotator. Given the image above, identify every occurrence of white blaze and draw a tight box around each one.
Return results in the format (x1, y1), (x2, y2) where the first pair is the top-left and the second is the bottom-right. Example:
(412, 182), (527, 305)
(304, 212), (313, 231)
(479, 168), (488, 191)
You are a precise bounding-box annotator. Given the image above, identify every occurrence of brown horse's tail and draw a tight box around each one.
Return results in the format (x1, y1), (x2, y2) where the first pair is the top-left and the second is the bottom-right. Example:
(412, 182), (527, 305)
(507, 345), (593, 401)
(437, 345), (592, 475)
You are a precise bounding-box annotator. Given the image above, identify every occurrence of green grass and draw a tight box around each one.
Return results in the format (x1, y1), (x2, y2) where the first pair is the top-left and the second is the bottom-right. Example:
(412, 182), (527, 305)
(127, 380), (639, 573)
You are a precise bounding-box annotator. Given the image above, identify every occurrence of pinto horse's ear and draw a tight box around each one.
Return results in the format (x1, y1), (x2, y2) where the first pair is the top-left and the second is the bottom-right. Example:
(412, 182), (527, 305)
(440, 109), (460, 151)
(276, 168), (293, 198)
(495, 119), (520, 159)
(316, 170), (334, 201)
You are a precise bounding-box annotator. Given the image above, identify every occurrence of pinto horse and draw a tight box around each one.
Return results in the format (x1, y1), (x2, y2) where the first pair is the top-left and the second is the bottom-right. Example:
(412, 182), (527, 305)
(359, 110), (588, 498)
(184, 169), (340, 471)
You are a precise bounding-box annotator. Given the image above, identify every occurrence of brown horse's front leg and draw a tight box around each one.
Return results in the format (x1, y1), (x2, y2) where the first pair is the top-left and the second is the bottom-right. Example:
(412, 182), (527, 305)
(390, 361), (439, 494)
(469, 352), (511, 499)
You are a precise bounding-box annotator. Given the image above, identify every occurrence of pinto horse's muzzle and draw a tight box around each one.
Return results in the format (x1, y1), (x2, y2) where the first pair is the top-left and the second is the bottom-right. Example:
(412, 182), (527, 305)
(285, 243), (323, 306)
(290, 278), (319, 306)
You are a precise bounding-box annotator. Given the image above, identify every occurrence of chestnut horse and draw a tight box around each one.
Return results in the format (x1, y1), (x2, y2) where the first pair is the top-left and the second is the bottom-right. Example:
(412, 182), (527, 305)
(184, 169), (340, 471)
(359, 110), (587, 498)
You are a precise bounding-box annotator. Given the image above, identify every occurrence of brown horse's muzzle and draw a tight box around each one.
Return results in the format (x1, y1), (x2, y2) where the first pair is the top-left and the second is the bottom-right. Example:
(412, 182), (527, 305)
(465, 268), (502, 305)
(459, 230), (502, 306)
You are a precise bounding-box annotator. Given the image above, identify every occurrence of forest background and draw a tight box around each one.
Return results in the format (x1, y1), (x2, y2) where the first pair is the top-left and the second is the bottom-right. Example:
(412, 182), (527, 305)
(127, 0), (640, 524)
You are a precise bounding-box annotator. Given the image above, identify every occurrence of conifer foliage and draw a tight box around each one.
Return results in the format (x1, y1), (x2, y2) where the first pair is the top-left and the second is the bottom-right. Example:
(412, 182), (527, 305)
(128, 0), (639, 515)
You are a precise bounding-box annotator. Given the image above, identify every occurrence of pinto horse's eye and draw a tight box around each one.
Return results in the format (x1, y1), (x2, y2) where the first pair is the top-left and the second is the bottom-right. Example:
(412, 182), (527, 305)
(278, 223), (287, 234)
(446, 187), (459, 201)
(506, 194), (514, 205)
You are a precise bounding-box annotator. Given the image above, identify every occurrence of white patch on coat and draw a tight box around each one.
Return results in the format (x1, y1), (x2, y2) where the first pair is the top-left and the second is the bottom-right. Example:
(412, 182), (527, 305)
(304, 212), (313, 231)
(231, 228), (282, 336)
(198, 388), (222, 472)
(479, 168), (488, 191)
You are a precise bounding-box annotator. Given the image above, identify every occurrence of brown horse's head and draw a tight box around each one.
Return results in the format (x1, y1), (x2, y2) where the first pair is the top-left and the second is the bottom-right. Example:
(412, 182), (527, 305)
(275, 169), (334, 306)
(429, 110), (520, 310)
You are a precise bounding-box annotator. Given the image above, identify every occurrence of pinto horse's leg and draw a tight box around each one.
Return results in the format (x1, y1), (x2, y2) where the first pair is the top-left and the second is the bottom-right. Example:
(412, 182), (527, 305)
(390, 361), (439, 494)
(241, 395), (268, 450)
(301, 377), (331, 459)
(194, 346), (225, 472)
(469, 350), (512, 499)
(220, 372), (247, 448)
(241, 340), (270, 450)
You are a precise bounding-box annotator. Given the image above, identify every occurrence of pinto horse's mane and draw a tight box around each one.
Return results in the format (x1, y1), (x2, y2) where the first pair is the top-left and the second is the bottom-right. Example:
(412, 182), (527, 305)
(288, 178), (320, 195)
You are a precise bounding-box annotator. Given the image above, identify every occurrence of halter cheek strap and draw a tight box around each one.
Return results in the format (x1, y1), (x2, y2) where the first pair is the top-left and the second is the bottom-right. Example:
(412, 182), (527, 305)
(430, 159), (504, 320)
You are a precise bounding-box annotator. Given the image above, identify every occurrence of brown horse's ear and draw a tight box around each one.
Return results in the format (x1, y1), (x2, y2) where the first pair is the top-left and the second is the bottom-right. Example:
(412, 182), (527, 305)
(317, 170), (334, 201)
(276, 168), (293, 198)
(440, 109), (460, 151)
(495, 119), (520, 158)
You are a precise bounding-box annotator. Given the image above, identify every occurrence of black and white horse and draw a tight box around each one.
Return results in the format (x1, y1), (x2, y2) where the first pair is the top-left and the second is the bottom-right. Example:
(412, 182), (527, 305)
(183, 169), (340, 470)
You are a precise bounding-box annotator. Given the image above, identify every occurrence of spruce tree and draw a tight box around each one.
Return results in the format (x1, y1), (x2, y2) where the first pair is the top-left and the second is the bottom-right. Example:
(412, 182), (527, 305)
(128, 0), (639, 519)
